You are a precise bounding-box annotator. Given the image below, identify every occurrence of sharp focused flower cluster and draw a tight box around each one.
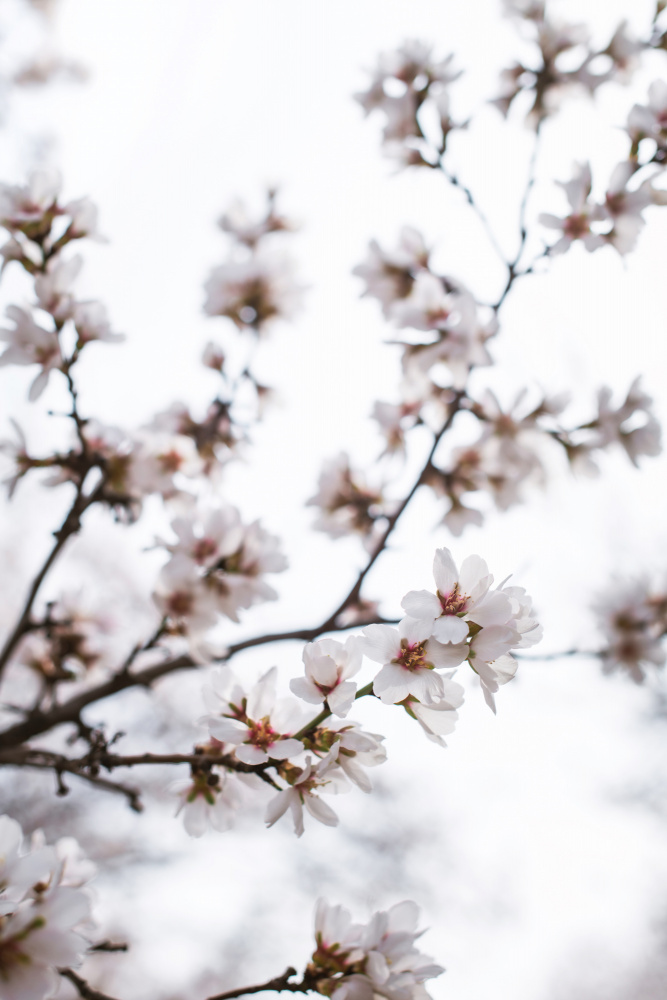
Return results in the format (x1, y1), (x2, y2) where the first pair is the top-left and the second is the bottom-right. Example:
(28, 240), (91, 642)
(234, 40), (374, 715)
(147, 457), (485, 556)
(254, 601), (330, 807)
(0, 816), (92, 1000)
(308, 899), (443, 1000)
(174, 547), (539, 837)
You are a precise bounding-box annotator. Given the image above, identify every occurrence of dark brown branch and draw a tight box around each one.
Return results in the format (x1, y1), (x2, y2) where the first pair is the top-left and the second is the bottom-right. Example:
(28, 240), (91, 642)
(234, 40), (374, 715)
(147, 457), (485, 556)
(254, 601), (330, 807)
(59, 969), (121, 1000)
(0, 405), (466, 753)
(0, 482), (102, 682)
(205, 968), (314, 1000)
(0, 748), (144, 810)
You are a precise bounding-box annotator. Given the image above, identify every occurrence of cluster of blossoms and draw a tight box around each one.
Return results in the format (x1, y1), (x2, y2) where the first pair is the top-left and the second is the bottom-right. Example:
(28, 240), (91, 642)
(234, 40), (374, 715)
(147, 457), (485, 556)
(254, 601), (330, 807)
(307, 898), (442, 1000)
(175, 547), (539, 837)
(0, 816), (92, 1000)
(540, 156), (667, 257)
(494, 2), (655, 125)
(154, 503), (288, 657)
(354, 226), (494, 390)
(13, 591), (112, 692)
(355, 40), (462, 168)
(307, 453), (395, 551)
(316, 218), (662, 540)
(204, 189), (304, 336)
(0, 169), (114, 400)
(593, 579), (667, 684)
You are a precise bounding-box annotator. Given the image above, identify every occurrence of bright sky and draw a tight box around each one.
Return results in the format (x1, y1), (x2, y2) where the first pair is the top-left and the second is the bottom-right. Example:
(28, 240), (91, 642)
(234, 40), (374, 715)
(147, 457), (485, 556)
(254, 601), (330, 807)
(1, 2), (667, 999)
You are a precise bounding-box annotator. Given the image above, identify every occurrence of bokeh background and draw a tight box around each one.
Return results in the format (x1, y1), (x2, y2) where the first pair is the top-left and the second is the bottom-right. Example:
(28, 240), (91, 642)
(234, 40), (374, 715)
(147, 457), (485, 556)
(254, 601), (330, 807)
(1, 1), (667, 998)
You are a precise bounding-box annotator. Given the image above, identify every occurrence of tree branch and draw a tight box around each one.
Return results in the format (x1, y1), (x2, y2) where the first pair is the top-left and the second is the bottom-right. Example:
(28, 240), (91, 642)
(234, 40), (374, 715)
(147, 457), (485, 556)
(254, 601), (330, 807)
(59, 969), (121, 1000)
(205, 968), (314, 1000)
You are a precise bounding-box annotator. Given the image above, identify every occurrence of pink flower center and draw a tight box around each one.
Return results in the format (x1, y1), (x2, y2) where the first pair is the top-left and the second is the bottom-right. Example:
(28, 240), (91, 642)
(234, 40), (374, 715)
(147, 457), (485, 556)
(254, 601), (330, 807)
(396, 639), (428, 671)
(247, 717), (279, 750)
(193, 537), (218, 563)
(438, 583), (468, 616)
(563, 213), (591, 239)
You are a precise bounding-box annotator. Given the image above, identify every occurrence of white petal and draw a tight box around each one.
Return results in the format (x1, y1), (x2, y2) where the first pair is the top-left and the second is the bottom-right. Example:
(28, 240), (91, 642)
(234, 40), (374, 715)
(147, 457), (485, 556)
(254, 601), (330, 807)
(400, 589), (440, 620)
(432, 547), (458, 594)
(362, 624), (399, 664)
(431, 616), (469, 643)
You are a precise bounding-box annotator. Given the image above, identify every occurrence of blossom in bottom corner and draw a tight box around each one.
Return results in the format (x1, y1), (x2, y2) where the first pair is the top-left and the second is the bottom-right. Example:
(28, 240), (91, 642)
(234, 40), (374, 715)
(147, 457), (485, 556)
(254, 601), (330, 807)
(0, 816), (92, 1000)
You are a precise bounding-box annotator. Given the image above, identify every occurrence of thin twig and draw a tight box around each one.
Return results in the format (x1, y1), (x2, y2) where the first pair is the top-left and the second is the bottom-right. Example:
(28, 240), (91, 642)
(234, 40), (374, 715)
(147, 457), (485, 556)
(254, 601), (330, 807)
(59, 969), (121, 1000)
(0, 399), (466, 751)
(205, 968), (314, 1000)
(0, 483), (102, 681)
(436, 160), (508, 268)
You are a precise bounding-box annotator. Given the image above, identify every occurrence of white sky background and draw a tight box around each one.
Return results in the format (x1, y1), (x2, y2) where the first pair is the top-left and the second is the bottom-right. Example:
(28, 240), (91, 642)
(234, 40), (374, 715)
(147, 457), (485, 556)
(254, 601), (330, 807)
(2, 1), (667, 999)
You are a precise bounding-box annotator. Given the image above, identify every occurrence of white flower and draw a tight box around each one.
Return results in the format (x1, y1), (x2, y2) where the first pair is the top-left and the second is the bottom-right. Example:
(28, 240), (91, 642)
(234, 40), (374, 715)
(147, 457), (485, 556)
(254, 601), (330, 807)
(360, 900), (444, 1000)
(403, 676), (464, 747)
(353, 228), (428, 316)
(0, 816), (92, 1000)
(401, 547), (512, 643)
(265, 748), (348, 837)
(467, 626), (519, 713)
(308, 453), (386, 547)
(127, 432), (203, 497)
(592, 378), (661, 466)
(34, 254), (82, 321)
(0, 170), (60, 233)
(63, 196), (103, 240)
(0, 306), (62, 400)
(594, 580), (667, 683)
(627, 80), (667, 146)
(204, 248), (303, 333)
(72, 300), (124, 346)
(174, 771), (243, 837)
(325, 723), (387, 792)
(202, 667), (305, 765)
(539, 162), (606, 254)
(363, 618), (467, 705)
(290, 637), (362, 717)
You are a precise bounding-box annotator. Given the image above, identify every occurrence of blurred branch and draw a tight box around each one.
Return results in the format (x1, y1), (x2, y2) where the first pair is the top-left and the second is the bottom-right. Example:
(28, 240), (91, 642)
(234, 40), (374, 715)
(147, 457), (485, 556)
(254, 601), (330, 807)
(205, 968), (314, 1000)
(0, 480), (103, 682)
(59, 969), (121, 1000)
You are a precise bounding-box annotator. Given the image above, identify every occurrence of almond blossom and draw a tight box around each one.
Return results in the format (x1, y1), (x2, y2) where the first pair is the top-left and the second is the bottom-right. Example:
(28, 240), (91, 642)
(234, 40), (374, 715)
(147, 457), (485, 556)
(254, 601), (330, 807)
(353, 228), (428, 316)
(265, 747), (348, 838)
(204, 249), (303, 333)
(0, 305), (62, 400)
(309, 899), (443, 1000)
(174, 770), (243, 838)
(362, 618), (467, 705)
(202, 667), (305, 765)
(290, 636), (363, 717)
(593, 580), (667, 683)
(401, 547), (512, 643)
(402, 676), (464, 747)
(539, 162), (606, 254)
(0, 169), (60, 234)
(0, 817), (92, 1000)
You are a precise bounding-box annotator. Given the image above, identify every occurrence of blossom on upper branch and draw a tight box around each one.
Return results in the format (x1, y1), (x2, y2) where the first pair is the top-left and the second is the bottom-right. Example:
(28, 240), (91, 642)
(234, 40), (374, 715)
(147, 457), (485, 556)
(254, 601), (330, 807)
(308, 452), (390, 550)
(355, 40), (462, 165)
(0, 305), (62, 400)
(539, 162), (606, 254)
(353, 227), (429, 316)
(593, 579), (667, 683)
